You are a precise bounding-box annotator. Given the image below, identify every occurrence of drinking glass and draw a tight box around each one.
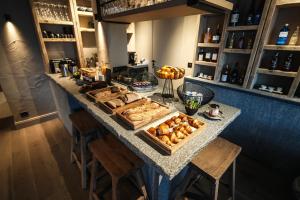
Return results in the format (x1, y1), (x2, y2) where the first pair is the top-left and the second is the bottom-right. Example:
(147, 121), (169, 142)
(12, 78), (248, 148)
(63, 5), (70, 21)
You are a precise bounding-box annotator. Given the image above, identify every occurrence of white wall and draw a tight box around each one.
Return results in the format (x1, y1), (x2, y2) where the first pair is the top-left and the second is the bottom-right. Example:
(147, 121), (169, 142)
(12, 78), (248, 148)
(135, 15), (200, 88)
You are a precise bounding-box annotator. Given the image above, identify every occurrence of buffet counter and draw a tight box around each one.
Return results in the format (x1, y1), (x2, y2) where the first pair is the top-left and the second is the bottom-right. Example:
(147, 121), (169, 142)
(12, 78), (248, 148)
(46, 73), (241, 200)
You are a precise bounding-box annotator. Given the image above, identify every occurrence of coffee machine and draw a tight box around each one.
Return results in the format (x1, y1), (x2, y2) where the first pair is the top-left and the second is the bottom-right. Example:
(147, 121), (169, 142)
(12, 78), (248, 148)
(128, 52), (137, 65)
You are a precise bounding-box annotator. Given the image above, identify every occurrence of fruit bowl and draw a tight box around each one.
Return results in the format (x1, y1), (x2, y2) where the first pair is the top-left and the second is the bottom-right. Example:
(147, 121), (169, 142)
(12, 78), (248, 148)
(155, 65), (185, 80)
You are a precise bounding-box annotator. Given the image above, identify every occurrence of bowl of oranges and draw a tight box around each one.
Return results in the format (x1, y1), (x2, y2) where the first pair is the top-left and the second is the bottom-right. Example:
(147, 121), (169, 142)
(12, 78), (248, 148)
(155, 65), (185, 80)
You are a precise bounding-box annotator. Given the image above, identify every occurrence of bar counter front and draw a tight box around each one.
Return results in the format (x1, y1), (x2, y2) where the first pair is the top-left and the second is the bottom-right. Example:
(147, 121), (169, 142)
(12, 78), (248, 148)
(47, 73), (241, 200)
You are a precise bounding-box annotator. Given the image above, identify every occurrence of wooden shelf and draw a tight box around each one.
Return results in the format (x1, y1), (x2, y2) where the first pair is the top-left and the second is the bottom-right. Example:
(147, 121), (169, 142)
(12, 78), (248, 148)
(277, 0), (300, 7)
(43, 38), (76, 43)
(264, 45), (300, 51)
(198, 43), (220, 48)
(101, 0), (233, 23)
(38, 19), (74, 25)
(185, 76), (243, 89)
(226, 25), (259, 31)
(257, 68), (298, 78)
(80, 28), (95, 32)
(223, 48), (252, 54)
(253, 88), (287, 98)
(77, 11), (93, 17)
(195, 60), (217, 67)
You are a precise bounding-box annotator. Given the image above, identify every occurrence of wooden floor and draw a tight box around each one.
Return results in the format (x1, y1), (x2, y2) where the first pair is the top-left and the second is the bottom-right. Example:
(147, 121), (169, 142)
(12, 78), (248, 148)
(0, 118), (89, 200)
(0, 118), (292, 200)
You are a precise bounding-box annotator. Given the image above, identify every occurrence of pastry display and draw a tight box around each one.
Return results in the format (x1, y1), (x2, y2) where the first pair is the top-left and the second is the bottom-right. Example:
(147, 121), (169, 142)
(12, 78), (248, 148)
(156, 65), (185, 79)
(144, 112), (206, 154)
(116, 99), (171, 129)
(87, 86), (128, 102)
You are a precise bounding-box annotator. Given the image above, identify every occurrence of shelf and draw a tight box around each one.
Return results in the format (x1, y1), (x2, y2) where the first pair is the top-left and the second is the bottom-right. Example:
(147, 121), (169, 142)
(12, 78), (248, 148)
(198, 43), (220, 48)
(38, 19), (74, 25)
(264, 45), (300, 51)
(277, 0), (300, 7)
(185, 76), (300, 104)
(257, 68), (298, 78)
(100, 0), (233, 23)
(195, 60), (217, 67)
(223, 48), (252, 54)
(80, 28), (95, 32)
(43, 38), (76, 43)
(226, 25), (259, 31)
(77, 11), (93, 17)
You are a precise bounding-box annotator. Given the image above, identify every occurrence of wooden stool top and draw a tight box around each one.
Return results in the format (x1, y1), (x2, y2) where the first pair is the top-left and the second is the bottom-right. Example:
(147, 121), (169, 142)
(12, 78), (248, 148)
(69, 110), (100, 135)
(89, 134), (144, 179)
(191, 137), (241, 180)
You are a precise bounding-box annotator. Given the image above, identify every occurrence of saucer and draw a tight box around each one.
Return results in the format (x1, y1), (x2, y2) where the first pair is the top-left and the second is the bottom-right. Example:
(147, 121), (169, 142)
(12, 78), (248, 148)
(202, 110), (224, 120)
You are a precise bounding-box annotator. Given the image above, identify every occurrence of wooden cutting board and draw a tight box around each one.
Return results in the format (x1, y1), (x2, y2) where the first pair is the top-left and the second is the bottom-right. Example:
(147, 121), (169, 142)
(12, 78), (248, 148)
(142, 112), (206, 155)
(116, 100), (171, 130)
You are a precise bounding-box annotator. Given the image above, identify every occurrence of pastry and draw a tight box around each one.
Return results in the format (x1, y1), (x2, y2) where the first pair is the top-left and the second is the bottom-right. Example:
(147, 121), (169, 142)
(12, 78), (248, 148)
(148, 127), (157, 136)
(158, 123), (169, 135)
(106, 99), (125, 108)
(120, 93), (140, 104)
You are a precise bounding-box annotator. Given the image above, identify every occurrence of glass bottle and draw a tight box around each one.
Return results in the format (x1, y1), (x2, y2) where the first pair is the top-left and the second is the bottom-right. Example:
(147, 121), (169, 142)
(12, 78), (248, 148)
(212, 24), (221, 43)
(253, 1), (263, 25)
(221, 64), (231, 82)
(289, 26), (299, 45)
(198, 49), (205, 61)
(204, 51), (212, 62)
(269, 52), (279, 70)
(204, 27), (212, 43)
(228, 32), (235, 48)
(230, 63), (239, 84)
(246, 1), (255, 25)
(211, 49), (218, 62)
(246, 32), (254, 49)
(282, 54), (293, 71)
(276, 24), (290, 45)
(237, 32), (245, 49)
(230, 0), (240, 26)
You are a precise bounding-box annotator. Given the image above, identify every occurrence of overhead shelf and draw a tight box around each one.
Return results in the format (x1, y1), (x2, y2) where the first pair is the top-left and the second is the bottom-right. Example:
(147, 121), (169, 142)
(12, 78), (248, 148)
(78, 11), (94, 17)
(97, 0), (233, 23)
(223, 48), (252, 54)
(277, 0), (300, 7)
(257, 68), (298, 78)
(198, 43), (220, 48)
(195, 60), (217, 67)
(38, 19), (74, 25)
(226, 25), (259, 31)
(80, 27), (96, 32)
(264, 45), (300, 51)
(43, 38), (76, 42)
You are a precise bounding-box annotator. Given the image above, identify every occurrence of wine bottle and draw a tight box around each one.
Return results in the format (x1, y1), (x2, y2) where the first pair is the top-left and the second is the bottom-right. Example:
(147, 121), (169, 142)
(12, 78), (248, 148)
(237, 32), (245, 49)
(289, 26), (299, 45)
(246, 1), (255, 25)
(204, 27), (212, 43)
(282, 54), (293, 71)
(276, 24), (290, 45)
(246, 32), (254, 49)
(212, 24), (221, 43)
(230, 0), (240, 26)
(230, 63), (239, 84)
(221, 64), (231, 82)
(269, 52), (279, 70)
(228, 32), (235, 48)
(204, 51), (212, 62)
(211, 49), (218, 62)
(253, 1), (262, 25)
(198, 49), (205, 61)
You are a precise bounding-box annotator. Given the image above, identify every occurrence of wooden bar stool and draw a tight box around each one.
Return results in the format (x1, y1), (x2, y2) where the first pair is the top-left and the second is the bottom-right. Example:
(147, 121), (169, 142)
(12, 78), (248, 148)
(89, 134), (148, 200)
(70, 110), (101, 189)
(181, 137), (241, 200)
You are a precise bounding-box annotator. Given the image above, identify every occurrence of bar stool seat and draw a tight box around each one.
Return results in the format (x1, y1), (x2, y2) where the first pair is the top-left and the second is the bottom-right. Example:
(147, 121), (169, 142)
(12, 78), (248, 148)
(89, 134), (148, 200)
(180, 137), (241, 200)
(70, 110), (101, 189)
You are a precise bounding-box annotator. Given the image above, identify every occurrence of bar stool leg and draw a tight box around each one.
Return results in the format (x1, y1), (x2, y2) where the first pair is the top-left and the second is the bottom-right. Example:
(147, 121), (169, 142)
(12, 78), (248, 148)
(134, 169), (148, 200)
(212, 180), (219, 200)
(112, 177), (120, 200)
(231, 160), (236, 200)
(81, 136), (87, 189)
(71, 126), (76, 163)
(89, 157), (97, 200)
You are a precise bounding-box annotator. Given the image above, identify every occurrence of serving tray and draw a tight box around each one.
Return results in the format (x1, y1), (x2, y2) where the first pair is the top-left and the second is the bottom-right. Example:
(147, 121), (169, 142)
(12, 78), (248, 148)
(142, 112), (206, 155)
(86, 86), (127, 103)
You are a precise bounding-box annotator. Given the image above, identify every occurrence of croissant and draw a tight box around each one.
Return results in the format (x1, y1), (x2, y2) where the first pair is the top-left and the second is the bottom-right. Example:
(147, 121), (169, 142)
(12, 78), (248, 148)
(170, 133), (181, 144)
(175, 131), (185, 139)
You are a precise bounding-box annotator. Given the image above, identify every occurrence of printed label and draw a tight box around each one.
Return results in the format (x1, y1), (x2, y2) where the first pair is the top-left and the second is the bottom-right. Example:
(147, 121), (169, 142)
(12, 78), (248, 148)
(198, 54), (204, 61)
(205, 53), (211, 59)
(212, 35), (220, 42)
(212, 53), (218, 61)
(221, 75), (228, 82)
(279, 31), (288, 38)
(231, 13), (239, 23)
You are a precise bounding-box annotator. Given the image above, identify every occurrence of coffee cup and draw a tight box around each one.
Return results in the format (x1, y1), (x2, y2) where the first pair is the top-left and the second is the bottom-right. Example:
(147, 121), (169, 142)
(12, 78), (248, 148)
(209, 104), (220, 117)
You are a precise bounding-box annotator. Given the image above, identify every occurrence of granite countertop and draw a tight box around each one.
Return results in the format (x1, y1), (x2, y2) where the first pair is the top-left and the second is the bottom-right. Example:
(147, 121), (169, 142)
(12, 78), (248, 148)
(47, 73), (241, 179)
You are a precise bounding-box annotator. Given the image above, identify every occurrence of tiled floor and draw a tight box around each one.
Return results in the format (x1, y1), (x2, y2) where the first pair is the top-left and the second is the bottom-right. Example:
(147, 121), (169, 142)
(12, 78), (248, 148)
(0, 118), (294, 200)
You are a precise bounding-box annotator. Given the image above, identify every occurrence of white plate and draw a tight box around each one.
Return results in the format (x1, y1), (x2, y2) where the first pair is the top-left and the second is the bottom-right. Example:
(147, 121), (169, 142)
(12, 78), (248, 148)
(203, 110), (224, 120)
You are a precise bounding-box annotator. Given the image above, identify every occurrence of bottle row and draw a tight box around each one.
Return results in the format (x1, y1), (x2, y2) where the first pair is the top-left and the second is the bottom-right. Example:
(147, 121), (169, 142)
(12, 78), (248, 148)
(227, 31), (255, 49)
(269, 53), (295, 71)
(42, 27), (74, 39)
(230, 0), (263, 26)
(220, 63), (245, 85)
(198, 49), (218, 63)
(49, 58), (78, 75)
(202, 25), (221, 44)
(276, 24), (299, 45)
